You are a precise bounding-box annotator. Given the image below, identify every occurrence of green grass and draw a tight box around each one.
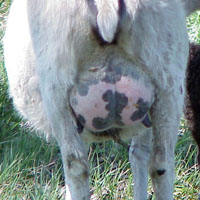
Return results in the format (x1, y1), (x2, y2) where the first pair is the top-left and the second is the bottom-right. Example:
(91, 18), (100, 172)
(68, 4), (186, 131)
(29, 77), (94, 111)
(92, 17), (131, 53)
(0, 2), (200, 200)
(187, 11), (200, 43)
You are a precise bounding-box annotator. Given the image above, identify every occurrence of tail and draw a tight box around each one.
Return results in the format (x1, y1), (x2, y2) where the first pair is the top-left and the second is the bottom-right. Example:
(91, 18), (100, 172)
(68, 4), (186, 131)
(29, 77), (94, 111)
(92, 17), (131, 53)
(185, 43), (200, 165)
(87, 0), (125, 43)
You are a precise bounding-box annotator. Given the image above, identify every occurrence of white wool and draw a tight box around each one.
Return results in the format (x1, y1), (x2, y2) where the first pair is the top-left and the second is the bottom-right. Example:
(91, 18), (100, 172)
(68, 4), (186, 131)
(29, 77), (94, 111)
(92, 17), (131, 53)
(4, 0), (199, 199)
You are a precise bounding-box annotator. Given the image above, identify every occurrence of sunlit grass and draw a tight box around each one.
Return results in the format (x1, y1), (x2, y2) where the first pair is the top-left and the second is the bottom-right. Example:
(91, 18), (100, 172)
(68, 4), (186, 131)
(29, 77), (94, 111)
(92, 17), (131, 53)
(187, 11), (200, 43)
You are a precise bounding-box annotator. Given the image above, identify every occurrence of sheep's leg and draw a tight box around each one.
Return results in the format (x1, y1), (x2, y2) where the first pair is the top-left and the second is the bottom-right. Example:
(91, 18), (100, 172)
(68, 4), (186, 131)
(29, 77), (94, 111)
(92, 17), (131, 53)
(149, 92), (182, 200)
(36, 70), (90, 200)
(50, 112), (90, 200)
(59, 132), (90, 200)
(129, 130), (152, 200)
(47, 103), (90, 200)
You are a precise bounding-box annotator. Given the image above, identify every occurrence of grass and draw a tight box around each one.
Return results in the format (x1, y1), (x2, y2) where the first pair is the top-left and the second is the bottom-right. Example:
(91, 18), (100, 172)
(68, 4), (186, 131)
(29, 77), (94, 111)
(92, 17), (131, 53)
(0, 2), (200, 200)
(187, 11), (200, 43)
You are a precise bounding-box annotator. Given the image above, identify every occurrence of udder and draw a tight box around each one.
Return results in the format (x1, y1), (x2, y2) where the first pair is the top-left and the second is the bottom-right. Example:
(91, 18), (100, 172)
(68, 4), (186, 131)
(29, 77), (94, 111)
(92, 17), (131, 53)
(70, 69), (153, 132)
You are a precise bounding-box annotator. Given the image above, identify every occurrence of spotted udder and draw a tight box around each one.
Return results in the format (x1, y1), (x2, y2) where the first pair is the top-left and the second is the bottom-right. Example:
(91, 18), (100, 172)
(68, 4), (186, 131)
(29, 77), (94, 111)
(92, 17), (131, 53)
(70, 72), (153, 132)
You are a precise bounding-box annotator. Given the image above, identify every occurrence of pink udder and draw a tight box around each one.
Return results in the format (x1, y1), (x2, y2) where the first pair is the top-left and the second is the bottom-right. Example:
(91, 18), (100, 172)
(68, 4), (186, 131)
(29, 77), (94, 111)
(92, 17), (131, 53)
(71, 76), (153, 131)
(116, 76), (152, 125)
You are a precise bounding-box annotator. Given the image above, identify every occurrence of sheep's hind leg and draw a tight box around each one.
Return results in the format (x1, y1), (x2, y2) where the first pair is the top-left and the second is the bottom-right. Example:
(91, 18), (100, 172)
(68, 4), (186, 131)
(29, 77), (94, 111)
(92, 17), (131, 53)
(59, 130), (90, 200)
(37, 69), (90, 200)
(149, 93), (181, 200)
(129, 129), (152, 200)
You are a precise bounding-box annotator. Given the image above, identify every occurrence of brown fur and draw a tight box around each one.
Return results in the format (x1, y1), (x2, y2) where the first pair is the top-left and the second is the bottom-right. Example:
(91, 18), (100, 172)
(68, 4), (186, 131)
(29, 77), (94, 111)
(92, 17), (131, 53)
(185, 43), (200, 165)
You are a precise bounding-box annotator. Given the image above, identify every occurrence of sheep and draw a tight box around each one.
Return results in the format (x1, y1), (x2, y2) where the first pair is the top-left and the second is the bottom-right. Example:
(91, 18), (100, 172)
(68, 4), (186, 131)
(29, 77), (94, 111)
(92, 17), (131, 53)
(3, 0), (200, 199)
(185, 43), (200, 165)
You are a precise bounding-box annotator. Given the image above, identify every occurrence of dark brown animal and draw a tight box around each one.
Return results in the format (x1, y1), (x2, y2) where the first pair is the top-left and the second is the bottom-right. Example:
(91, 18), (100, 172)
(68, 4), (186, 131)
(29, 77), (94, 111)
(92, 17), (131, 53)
(186, 43), (200, 165)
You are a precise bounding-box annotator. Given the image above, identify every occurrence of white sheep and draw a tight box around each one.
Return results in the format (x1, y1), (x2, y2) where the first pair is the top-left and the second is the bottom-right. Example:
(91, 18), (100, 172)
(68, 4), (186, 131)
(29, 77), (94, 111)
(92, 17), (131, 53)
(3, 0), (200, 199)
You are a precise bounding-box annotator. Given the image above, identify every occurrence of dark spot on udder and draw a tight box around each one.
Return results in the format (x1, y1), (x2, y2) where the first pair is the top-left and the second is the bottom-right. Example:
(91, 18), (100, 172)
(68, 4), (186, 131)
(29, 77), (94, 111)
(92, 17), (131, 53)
(115, 92), (128, 125)
(103, 90), (128, 112)
(77, 84), (89, 96)
(77, 79), (99, 96)
(102, 90), (115, 111)
(92, 90), (128, 130)
(77, 120), (84, 134)
(102, 74), (122, 84)
(101, 65), (122, 84)
(77, 114), (86, 125)
(92, 117), (110, 130)
(142, 114), (152, 128)
(92, 90), (115, 130)
(131, 98), (150, 121)
(116, 92), (128, 113)
(103, 89), (128, 125)
(77, 115), (85, 134)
